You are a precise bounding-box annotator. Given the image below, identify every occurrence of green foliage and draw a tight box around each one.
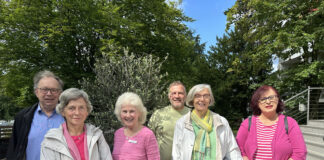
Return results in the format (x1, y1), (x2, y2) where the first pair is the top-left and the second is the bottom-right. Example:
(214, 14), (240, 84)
(0, 95), (17, 120)
(207, 28), (271, 128)
(264, 61), (324, 98)
(0, 0), (205, 119)
(108, 0), (207, 88)
(226, 0), (323, 63)
(80, 51), (168, 145)
(206, 0), (324, 124)
(0, 0), (120, 115)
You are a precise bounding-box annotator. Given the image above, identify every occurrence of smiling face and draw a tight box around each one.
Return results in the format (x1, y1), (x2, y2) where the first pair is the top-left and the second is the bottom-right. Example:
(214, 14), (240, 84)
(62, 97), (89, 128)
(35, 77), (61, 112)
(120, 104), (140, 129)
(193, 88), (211, 115)
(168, 85), (186, 110)
(258, 89), (279, 116)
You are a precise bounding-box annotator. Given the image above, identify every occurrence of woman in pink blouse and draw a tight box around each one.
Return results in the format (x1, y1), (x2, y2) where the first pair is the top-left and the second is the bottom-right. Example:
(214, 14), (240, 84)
(113, 92), (160, 160)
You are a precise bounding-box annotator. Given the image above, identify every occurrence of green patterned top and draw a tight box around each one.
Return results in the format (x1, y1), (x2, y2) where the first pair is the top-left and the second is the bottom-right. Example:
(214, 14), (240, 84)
(148, 105), (190, 160)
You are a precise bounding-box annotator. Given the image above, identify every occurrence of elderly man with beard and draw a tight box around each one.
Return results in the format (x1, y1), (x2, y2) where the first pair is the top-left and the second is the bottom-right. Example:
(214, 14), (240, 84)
(148, 81), (190, 160)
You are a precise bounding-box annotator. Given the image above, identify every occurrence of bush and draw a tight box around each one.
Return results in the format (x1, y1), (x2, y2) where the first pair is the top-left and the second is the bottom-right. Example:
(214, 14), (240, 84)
(81, 51), (168, 145)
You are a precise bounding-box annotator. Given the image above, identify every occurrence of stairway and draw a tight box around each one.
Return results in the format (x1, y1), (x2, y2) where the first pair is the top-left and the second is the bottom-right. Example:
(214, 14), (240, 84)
(300, 120), (324, 160)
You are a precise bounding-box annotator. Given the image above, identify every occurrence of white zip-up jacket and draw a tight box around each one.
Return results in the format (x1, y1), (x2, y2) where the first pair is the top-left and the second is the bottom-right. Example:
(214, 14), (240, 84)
(172, 111), (242, 160)
(41, 123), (113, 160)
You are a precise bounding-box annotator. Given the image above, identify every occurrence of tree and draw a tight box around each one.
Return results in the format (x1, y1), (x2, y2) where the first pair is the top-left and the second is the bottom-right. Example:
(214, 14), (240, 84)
(109, 0), (208, 87)
(0, 0), (122, 116)
(0, 0), (206, 119)
(81, 51), (168, 144)
(226, 0), (324, 95)
(207, 26), (272, 129)
(204, 0), (324, 128)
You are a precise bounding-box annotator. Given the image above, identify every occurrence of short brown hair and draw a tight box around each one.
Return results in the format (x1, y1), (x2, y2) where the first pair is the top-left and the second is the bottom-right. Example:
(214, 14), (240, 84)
(168, 81), (186, 96)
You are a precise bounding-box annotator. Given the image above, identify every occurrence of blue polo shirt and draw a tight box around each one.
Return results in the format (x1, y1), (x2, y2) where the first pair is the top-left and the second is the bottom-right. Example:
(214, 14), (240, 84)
(26, 104), (64, 160)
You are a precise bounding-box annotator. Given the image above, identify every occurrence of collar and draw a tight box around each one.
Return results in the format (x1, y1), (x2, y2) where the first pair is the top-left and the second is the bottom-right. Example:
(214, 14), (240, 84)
(37, 103), (58, 116)
(169, 105), (190, 114)
(36, 104), (42, 113)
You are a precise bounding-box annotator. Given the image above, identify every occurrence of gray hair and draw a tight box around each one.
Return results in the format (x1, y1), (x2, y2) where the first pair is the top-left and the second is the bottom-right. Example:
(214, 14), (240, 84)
(33, 70), (64, 90)
(168, 81), (186, 96)
(186, 84), (215, 107)
(56, 88), (93, 115)
(114, 92), (147, 125)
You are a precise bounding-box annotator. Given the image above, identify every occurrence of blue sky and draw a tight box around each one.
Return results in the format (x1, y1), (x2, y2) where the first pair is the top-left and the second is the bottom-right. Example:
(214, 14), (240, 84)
(181, 0), (236, 51)
(180, 0), (279, 70)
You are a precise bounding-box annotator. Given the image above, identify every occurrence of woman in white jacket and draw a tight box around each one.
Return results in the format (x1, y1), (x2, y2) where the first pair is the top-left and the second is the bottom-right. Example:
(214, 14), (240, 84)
(172, 84), (242, 160)
(41, 88), (112, 160)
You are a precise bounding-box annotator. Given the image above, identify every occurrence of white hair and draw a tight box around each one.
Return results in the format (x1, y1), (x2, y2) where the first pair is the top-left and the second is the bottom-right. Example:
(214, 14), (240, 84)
(186, 84), (215, 107)
(114, 92), (147, 124)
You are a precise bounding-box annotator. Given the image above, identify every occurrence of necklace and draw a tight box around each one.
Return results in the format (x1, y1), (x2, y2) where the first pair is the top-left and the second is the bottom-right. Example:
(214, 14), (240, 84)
(72, 132), (84, 141)
(124, 126), (142, 144)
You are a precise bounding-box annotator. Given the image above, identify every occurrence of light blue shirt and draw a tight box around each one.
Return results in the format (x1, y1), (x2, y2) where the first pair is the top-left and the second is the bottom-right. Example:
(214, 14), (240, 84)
(26, 104), (64, 160)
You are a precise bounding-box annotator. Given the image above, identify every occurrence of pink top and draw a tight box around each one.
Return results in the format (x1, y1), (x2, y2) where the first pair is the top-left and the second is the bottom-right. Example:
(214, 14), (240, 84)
(62, 122), (89, 160)
(71, 132), (86, 160)
(112, 126), (160, 160)
(236, 114), (307, 160)
(253, 117), (277, 160)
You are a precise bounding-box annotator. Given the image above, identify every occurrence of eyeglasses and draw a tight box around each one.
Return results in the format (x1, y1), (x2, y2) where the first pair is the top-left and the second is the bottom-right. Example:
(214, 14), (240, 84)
(194, 94), (210, 99)
(259, 95), (278, 104)
(65, 106), (88, 113)
(38, 88), (61, 94)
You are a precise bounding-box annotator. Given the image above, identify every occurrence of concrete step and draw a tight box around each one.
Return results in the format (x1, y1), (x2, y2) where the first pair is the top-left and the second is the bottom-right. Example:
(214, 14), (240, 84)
(305, 140), (324, 153)
(302, 132), (324, 142)
(307, 150), (324, 160)
(300, 125), (324, 133)
(307, 120), (324, 128)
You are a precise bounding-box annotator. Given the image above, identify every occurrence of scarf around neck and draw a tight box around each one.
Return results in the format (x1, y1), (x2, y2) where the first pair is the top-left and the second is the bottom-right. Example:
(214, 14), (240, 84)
(191, 109), (213, 160)
(62, 122), (89, 160)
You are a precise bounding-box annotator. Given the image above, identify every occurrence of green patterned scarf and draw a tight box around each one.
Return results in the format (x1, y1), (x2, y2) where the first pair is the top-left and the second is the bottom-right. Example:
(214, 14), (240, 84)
(191, 109), (213, 160)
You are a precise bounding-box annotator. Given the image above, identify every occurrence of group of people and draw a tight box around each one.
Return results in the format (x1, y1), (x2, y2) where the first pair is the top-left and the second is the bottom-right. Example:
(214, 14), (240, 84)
(6, 70), (307, 160)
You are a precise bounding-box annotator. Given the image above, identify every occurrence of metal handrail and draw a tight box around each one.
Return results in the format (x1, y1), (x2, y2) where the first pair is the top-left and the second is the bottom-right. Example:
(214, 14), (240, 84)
(307, 86), (310, 123)
(284, 88), (309, 103)
(284, 86), (324, 125)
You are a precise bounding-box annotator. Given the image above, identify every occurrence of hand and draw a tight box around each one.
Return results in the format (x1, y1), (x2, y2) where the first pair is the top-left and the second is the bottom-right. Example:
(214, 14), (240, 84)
(243, 156), (249, 160)
(288, 158), (293, 160)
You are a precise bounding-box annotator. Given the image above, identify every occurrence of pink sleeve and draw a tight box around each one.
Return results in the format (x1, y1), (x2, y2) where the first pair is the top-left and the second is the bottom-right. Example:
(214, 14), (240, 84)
(144, 128), (160, 160)
(287, 117), (307, 160)
(112, 129), (121, 159)
(236, 118), (249, 157)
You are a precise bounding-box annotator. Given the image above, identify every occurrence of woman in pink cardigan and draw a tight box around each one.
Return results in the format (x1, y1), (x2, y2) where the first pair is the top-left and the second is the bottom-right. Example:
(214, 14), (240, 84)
(236, 85), (307, 160)
(112, 92), (160, 160)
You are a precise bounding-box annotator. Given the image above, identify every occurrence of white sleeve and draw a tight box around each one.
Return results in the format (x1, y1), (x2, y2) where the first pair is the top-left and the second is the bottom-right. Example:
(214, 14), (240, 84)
(222, 117), (243, 160)
(172, 120), (183, 160)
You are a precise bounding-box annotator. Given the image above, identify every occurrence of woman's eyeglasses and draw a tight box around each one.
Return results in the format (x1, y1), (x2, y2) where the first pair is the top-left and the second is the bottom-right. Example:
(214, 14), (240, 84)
(259, 95), (278, 104)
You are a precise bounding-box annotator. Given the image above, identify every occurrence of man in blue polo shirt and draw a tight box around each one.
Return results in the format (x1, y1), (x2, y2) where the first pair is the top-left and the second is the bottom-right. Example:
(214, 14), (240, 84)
(7, 70), (65, 160)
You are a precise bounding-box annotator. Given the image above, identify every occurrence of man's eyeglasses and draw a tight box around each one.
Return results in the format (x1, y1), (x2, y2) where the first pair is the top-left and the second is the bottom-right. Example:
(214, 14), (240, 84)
(259, 95), (278, 104)
(38, 88), (61, 94)
(194, 94), (210, 99)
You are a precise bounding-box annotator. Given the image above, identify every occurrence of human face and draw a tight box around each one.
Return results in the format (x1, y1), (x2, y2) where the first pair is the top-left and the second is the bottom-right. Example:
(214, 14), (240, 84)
(258, 89), (278, 116)
(193, 88), (211, 115)
(168, 85), (186, 110)
(62, 98), (89, 128)
(120, 104), (140, 129)
(35, 77), (61, 112)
